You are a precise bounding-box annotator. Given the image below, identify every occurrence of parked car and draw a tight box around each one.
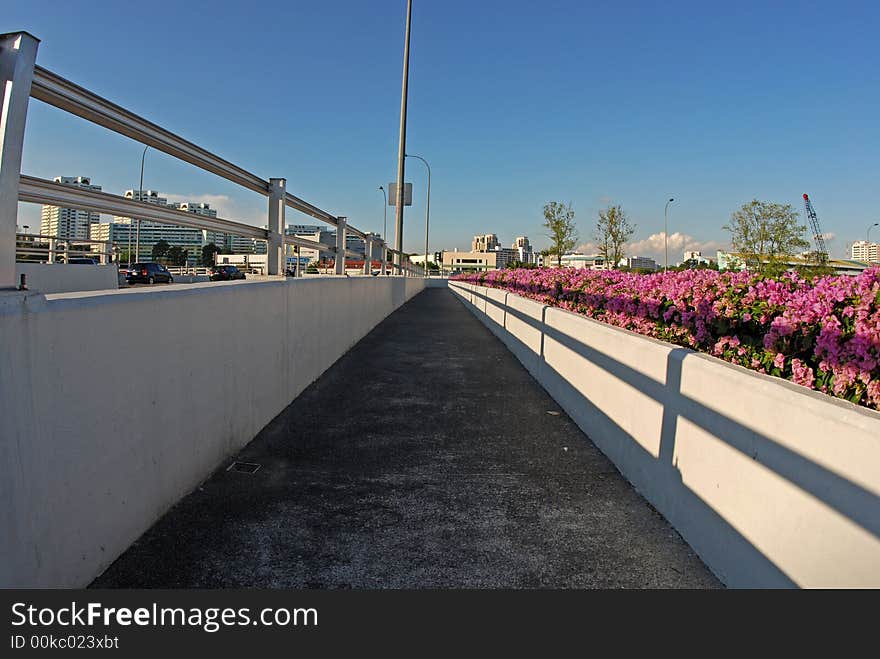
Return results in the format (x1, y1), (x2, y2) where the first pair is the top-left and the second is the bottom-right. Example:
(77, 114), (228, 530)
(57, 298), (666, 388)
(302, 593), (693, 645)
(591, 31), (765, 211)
(209, 265), (246, 281)
(126, 262), (173, 284)
(67, 257), (98, 264)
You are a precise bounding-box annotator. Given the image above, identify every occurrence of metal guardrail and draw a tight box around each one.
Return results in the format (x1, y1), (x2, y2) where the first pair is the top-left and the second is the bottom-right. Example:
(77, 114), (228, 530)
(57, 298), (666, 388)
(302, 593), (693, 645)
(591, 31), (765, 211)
(30, 66), (270, 196)
(19, 175), (268, 240)
(0, 31), (422, 287)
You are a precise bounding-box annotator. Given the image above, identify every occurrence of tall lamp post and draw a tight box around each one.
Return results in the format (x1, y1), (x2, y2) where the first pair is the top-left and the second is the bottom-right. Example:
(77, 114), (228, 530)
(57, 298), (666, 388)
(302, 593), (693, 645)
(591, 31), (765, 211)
(405, 153), (431, 277)
(393, 0), (413, 275)
(664, 197), (675, 273)
(378, 185), (388, 274)
(133, 145), (149, 263)
(868, 222), (880, 263)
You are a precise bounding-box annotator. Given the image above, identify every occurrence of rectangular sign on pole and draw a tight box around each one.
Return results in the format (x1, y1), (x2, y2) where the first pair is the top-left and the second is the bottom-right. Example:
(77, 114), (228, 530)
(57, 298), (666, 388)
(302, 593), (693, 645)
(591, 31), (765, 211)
(388, 182), (412, 206)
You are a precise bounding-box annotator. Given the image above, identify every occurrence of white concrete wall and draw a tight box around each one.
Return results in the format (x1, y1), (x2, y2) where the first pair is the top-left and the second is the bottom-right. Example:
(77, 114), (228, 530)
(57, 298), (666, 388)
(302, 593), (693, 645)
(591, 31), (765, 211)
(0, 276), (424, 587)
(15, 262), (119, 294)
(449, 281), (880, 588)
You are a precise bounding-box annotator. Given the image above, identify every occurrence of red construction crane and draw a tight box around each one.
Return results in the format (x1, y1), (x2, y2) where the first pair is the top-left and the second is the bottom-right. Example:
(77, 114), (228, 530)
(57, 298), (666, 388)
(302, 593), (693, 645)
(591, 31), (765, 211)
(803, 193), (828, 264)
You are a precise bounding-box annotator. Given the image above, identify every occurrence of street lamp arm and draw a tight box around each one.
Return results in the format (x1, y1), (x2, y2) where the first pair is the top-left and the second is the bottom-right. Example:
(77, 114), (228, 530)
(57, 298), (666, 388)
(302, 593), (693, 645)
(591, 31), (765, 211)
(405, 153), (431, 278)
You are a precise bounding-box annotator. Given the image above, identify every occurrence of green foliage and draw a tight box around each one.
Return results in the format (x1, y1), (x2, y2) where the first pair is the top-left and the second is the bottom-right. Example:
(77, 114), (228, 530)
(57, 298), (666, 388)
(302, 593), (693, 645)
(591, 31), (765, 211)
(151, 239), (170, 261)
(200, 242), (221, 266)
(167, 246), (189, 266)
(595, 204), (635, 270)
(794, 263), (836, 281)
(723, 200), (809, 276)
(542, 201), (578, 267)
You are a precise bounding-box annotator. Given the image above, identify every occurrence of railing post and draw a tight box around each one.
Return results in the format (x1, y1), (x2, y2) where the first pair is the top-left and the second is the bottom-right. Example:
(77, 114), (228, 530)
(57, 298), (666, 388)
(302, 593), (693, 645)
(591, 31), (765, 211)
(335, 216), (347, 275)
(363, 233), (373, 275)
(267, 177), (285, 276)
(0, 32), (39, 289)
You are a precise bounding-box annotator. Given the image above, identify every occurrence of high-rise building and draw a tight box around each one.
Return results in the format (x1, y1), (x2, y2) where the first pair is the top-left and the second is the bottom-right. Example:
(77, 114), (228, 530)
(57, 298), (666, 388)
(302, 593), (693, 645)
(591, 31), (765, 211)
(472, 234), (500, 252)
(512, 236), (534, 263)
(40, 176), (102, 241)
(106, 193), (236, 262)
(852, 241), (879, 263)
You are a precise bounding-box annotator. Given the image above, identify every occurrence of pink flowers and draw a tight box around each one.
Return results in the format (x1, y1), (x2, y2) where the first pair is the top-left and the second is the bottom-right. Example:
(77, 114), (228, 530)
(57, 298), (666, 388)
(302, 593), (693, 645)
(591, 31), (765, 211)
(452, 266), (880, 410)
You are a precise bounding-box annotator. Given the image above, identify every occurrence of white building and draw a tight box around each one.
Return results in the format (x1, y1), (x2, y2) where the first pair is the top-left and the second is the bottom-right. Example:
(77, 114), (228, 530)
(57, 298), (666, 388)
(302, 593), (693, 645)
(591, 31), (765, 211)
(681, 250), (714, 266)
(472, 234), (500, 252)
(285, 225), (335, 263)
(40, 176), (102, 241)
(106, 192), (251, 263)
(619, 256), (658, 270)
(851, 241), (879, 263)
(559, 253), (608, 269)
(512, 236), (535, 264)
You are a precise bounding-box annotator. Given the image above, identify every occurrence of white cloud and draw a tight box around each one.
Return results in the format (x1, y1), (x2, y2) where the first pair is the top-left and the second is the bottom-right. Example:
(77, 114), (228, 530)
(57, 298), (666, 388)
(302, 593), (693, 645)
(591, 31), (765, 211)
(162, 192), (233, 208)
(626, 232), (727, 265)
(577, 232), (727, 266)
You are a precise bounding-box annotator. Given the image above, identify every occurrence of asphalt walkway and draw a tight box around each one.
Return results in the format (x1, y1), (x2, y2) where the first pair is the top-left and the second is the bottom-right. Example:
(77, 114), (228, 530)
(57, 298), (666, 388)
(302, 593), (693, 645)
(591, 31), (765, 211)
(93, 287), (719, 588)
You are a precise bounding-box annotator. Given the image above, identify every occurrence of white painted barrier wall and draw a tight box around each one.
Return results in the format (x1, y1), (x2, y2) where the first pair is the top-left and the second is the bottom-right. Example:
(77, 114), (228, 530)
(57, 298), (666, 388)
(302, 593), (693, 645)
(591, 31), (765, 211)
(0, 276), (425, 587)
(15, 262), (120, 294)
(449, 281), (880, 588)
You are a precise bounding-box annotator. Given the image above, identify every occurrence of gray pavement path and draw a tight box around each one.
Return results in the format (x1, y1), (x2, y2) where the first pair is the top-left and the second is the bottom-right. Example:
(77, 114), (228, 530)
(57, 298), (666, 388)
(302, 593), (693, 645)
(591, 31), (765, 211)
(92, 288), (720, 588)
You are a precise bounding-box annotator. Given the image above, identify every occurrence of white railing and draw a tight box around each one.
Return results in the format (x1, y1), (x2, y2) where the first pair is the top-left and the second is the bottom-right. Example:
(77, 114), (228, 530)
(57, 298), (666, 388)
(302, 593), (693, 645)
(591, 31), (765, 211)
(0, 31), (424, 290)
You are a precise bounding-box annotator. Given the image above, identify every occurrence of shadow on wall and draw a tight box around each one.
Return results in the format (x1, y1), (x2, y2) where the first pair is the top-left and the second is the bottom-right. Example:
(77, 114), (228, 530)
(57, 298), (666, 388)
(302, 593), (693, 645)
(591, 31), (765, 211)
(452, 284), (880, 588)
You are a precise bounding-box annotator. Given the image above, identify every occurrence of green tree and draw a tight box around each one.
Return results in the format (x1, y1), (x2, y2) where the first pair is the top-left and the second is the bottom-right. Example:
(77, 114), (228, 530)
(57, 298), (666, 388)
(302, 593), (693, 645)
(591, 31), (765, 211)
(595, 204), (635, 270)
(151, 239), (170, 261)
(723, 200), (808, 276)
(542, 201), (578, 267)
(167, 246), (189, 266)
(201, 242), (221, 266)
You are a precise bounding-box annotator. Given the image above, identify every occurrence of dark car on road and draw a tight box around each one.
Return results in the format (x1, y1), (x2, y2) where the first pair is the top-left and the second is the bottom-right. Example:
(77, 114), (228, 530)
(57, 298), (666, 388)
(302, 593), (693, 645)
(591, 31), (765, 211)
(126, 262), (173, 285)
(209, 265), (246, 281)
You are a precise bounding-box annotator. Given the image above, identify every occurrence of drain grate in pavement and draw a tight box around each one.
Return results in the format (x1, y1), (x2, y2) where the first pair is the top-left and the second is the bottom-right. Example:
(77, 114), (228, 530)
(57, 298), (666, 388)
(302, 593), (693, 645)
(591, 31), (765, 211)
(227, 461), (261, 474)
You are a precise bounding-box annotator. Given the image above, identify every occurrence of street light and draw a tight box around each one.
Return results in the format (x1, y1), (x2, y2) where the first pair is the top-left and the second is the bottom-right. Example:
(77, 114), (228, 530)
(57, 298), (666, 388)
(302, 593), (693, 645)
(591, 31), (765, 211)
(378, 186), (388, 275)
(405, 153), (431, 277)
(131, 145), (149, 264)
(393, 0), (414, 275)
(664, 197), (675, 273)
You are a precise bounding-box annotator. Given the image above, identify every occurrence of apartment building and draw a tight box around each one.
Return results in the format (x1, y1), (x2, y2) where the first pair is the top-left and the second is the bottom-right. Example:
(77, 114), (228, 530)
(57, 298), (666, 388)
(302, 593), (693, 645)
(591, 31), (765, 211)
(40, 176), (102, 241)
(851, 240), (879, 263)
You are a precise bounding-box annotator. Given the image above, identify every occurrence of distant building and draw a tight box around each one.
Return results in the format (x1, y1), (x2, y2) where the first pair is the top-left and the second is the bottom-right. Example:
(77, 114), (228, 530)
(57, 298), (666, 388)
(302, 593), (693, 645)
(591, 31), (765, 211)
(512, 236), (535, 264)
(472, 234), (500, 252)
(106, 193), (246, 263)
(619, 256), (657, 270)
(682, 250), (714, 266)
(558, 253), (608, 270)
(40, 176), (102, 241)
(285, 225), (335, 263)
(442, 249), (500, 273)
(851, 241), (879, 264)
(716, 250), (868, 276)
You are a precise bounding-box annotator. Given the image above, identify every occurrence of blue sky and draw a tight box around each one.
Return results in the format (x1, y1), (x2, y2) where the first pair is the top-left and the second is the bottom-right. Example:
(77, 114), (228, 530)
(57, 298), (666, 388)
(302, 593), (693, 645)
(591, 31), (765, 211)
(8, 0), (880, 261)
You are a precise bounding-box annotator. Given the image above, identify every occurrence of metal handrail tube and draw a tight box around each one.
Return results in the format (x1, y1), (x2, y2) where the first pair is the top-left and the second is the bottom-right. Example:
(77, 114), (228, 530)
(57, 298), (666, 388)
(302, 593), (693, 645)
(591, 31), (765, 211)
(31, 66), (269, 196)
(282, 235), (328, 252)
(19, 175), (268, 240)
(24, 64), (372, 258)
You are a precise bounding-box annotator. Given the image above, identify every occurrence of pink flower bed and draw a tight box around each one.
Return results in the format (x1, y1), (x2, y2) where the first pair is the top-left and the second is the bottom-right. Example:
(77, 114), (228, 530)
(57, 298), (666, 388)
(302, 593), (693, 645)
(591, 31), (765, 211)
(452, 267), (880, 410)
